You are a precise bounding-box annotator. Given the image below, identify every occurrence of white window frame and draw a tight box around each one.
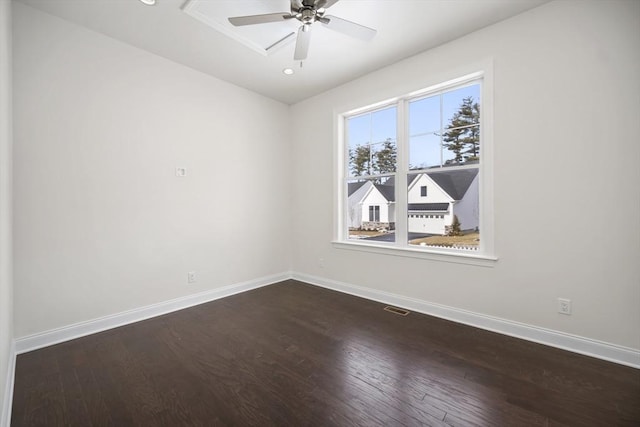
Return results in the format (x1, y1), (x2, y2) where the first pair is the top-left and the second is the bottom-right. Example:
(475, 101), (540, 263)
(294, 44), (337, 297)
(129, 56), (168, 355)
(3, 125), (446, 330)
(333, 68), (497, 267)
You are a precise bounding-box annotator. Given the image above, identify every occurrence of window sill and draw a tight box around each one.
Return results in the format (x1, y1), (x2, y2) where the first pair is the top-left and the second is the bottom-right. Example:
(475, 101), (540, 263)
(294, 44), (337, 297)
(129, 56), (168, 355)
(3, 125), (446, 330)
(332, 240), (498, 267)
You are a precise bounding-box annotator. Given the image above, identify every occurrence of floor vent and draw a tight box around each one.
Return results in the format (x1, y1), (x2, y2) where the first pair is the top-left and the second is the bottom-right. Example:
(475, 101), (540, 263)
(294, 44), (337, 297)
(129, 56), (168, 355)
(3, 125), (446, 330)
(384, 306), (410, 316)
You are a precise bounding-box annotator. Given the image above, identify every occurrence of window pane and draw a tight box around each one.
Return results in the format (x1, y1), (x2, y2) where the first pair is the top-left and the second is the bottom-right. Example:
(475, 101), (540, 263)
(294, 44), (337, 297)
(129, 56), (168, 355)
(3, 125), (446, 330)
(347, 114), (373, 177)
(409, 133), (441, 169)
(409, 95), (440, 136)
(347, 107), (397, 177)
(371, 107), (396, 146)
(442, 84), (481, 164)
(370, 138), (397, 175)
(346, 177), (395, 243)
(442, 85), (480, 126)
(407, 169), (480, 250)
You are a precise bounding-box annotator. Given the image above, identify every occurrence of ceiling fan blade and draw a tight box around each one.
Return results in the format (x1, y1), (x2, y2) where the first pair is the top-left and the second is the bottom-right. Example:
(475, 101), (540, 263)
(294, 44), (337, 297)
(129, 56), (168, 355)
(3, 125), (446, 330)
(317, 0), (340, 9)
(294, 26), (312, 61)
(290, 0), (302, 12)
(228, 12), (291, 27)
(265, 32), (296, 53)
(322, 15), (377, 41)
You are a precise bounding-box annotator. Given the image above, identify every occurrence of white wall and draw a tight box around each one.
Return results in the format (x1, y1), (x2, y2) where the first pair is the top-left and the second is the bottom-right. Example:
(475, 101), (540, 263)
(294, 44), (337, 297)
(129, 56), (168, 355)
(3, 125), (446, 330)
(12, 2), (292, 338)
(291, 0), (640, 350)
(0, 0), (14, 423)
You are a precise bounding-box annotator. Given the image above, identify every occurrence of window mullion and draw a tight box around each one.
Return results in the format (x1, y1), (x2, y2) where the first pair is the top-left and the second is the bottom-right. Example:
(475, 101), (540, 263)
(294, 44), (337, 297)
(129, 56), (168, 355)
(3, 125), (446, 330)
(340, 113), (350, 241)
(395, 100), (409, 248)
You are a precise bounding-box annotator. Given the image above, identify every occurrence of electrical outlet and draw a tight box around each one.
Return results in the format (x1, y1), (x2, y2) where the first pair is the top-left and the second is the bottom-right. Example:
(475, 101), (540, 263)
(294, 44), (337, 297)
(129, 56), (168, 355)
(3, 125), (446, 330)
(176, 167), (187, 177)
(558, 298), (572, 315)
(187, 271), (196, 284)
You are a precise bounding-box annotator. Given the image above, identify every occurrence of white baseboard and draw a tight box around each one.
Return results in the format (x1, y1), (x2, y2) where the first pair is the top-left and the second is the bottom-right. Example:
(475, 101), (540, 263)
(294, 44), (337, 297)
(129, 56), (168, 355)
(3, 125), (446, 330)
(1, 340), (15, 427)
(292, 272), (640, 369)
(15, 272), (292, 354)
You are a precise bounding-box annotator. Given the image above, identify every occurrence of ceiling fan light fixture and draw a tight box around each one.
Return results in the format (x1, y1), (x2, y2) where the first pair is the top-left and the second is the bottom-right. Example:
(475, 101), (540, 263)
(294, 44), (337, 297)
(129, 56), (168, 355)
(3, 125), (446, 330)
(138, 0), (156, 5)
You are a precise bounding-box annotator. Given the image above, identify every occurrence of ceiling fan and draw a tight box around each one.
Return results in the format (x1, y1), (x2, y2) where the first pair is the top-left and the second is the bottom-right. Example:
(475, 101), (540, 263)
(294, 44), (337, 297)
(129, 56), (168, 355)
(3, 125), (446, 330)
(228, 0), (377, 61)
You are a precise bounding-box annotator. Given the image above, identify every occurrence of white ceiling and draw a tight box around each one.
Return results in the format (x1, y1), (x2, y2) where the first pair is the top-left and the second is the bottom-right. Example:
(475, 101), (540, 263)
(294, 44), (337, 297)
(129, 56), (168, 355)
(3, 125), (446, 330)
(16, 0), (549, 104)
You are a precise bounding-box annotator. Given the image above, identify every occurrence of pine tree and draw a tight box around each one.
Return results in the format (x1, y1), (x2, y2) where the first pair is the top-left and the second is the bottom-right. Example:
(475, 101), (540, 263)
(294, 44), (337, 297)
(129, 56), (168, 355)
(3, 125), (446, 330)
(349, 144), (372, 176)
(374, 138), (397, 174)
(460, 100), (480, 161)
(442, 126), (466, 163)
(349, 139), (397, 176)
(443, 96), (480, 163)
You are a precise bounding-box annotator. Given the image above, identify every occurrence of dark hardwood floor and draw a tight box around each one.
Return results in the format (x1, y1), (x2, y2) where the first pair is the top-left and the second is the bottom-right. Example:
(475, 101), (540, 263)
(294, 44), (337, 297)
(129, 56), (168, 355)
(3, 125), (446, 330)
(11, 280), (640, 426)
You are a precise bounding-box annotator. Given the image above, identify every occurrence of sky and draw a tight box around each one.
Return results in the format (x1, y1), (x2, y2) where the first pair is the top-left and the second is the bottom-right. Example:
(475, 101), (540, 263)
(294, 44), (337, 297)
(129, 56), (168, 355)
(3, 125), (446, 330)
(347, 83), (480, 175)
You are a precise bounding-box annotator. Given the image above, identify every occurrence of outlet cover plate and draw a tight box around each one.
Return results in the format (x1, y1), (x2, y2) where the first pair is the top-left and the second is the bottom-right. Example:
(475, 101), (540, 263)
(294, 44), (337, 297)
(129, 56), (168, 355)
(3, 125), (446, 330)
(558, 298), (572, 315)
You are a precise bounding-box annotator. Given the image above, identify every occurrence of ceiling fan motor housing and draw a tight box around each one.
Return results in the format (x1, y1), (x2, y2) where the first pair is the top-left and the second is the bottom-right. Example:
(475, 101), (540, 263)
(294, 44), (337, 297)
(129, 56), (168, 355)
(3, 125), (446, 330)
(300, 8), (316, 24)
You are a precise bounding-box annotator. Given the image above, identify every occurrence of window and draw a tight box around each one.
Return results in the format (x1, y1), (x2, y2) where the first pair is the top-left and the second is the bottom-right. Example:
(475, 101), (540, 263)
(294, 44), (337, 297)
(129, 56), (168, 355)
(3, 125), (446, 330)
(369, 206), (380, 222)
(337, 70), (494, 263)
(345, 105), (397, 241)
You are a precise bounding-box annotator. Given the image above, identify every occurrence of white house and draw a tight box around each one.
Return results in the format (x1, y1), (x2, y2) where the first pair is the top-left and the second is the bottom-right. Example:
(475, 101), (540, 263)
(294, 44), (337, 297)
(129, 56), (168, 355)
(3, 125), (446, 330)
(347, 167), (478, 235)
(347, 181), (395, 230)
(407, 167), (479, 235)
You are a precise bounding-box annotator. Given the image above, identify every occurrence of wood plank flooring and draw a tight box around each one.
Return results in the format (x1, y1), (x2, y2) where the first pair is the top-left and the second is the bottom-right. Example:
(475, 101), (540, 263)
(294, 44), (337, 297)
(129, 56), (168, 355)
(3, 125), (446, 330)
(11, 280), (640, 426)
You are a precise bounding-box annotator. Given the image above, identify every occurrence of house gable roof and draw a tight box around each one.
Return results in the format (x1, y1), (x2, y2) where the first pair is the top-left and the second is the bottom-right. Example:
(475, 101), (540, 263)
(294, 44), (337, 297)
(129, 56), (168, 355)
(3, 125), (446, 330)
(374, 184), (395, 202)
(348, 181), (368, 197)
(423, 168), (478, 200)
(348, 180), (396, 202)
(347, 167), (478, 203)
